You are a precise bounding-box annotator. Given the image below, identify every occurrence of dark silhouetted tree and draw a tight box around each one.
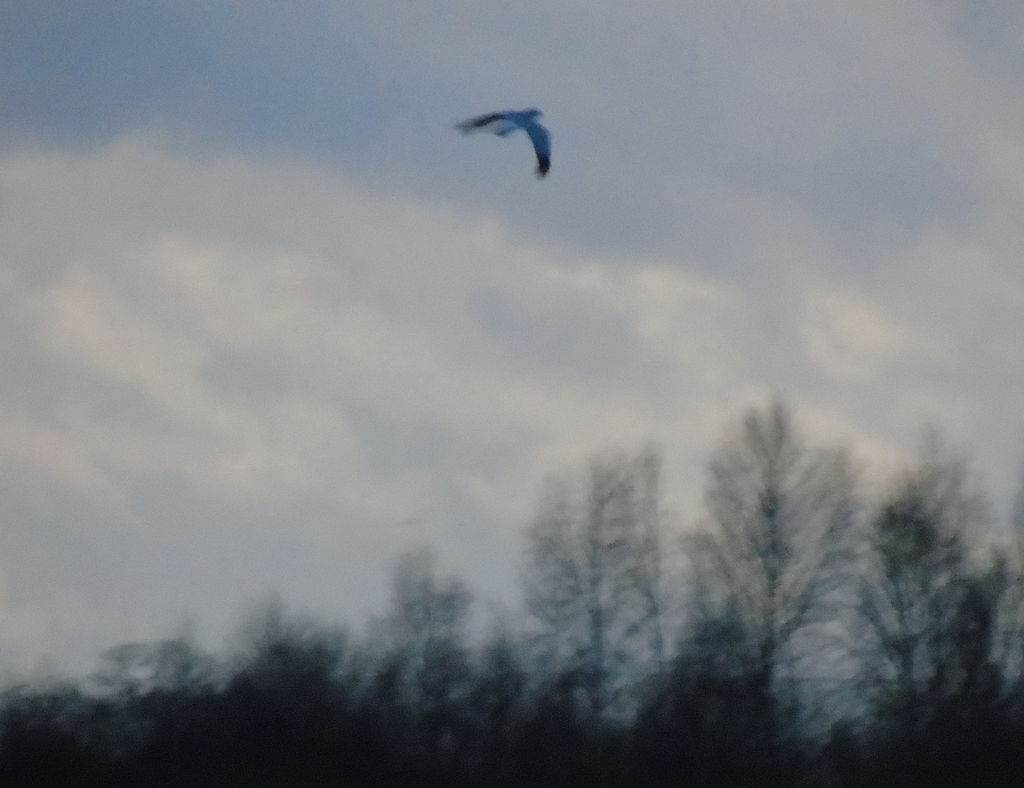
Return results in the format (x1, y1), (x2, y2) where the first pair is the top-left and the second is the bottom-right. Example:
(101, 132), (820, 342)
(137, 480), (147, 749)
(686, 400), (859, 744)
(211, 599), (362, 785)
(848, 438), (1024, 784)
(368, 548), (474, 783)
(0, 682), (112, 786)
(7, 405), (1024, 786)
(523, 446), (671, 717)
(634, 610), (804, 787)
(854, 439), (985, 723)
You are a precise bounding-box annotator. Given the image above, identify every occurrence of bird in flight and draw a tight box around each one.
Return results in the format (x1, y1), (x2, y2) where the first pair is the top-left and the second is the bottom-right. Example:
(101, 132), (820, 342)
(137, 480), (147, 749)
(455, 108), (551, 178)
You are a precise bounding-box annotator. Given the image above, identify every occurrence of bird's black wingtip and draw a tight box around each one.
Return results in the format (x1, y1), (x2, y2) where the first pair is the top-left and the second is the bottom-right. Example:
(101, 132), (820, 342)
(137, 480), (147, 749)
(536, 155), (551, 178)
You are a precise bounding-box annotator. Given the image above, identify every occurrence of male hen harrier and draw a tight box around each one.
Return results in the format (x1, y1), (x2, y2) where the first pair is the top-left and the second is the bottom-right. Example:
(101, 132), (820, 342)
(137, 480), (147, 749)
(456, 108), (551, 178)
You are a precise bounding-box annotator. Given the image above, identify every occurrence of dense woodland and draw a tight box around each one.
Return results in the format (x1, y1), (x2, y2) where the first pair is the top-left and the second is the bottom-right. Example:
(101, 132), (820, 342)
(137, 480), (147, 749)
(4, 401), (1024, 786)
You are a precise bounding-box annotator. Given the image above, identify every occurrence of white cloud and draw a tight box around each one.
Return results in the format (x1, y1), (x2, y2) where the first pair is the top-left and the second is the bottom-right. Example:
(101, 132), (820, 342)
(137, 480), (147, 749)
(800, 287), (946, 383)
(3, 0), (1024, 671)
(0, 138), (767, 670)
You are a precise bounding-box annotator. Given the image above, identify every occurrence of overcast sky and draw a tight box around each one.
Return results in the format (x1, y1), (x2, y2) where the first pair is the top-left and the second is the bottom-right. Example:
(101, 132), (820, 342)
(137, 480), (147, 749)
(2, 0), (1023, 675)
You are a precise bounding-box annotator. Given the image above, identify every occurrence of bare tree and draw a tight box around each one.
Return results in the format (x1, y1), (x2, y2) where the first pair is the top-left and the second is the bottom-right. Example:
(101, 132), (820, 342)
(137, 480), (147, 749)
(378, 548), (473, 711)
(522, 446), (671, 716)
(367, 547), (474, 768)
(93, 635), (214, 701)
(687, 400), (859, 733)
(999, 468), (1024, 686)
(632, 447), (669, 678)
(854, 436), (1005, 730)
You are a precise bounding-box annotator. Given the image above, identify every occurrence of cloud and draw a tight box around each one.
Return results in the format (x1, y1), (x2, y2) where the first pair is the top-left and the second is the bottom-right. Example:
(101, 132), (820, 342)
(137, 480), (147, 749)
(0, 137), (761, 669)
(2, 1), (1024, 673)
(7, 1), (1017, 263)
(800, 287), (946, 383)
(3, 118), (1023, 673)
(10, 138), (742, 417)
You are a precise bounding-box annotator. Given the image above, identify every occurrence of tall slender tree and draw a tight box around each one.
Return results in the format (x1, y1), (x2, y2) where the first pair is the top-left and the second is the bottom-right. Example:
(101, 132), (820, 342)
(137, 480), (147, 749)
(687, 400), (859, 738)
(853, 436), (1003, 729)
(523, 446), (671, 716)
(372, 548), (474, 771)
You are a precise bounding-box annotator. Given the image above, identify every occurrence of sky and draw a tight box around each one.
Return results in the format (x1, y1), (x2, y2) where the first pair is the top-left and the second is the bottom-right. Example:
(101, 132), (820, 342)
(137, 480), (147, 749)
(2, 0), (1023, 675)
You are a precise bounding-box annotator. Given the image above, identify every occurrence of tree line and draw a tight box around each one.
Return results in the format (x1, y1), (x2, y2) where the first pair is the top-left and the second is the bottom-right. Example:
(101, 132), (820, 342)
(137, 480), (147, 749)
(3, 400), (1024, 786)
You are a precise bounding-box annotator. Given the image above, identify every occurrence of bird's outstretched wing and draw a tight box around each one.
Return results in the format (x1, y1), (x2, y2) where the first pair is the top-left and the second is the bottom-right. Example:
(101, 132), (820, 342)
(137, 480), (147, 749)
(455, 112), (518, 137)
(455, 108), (551, 177)
(520, 117), (551, 178)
